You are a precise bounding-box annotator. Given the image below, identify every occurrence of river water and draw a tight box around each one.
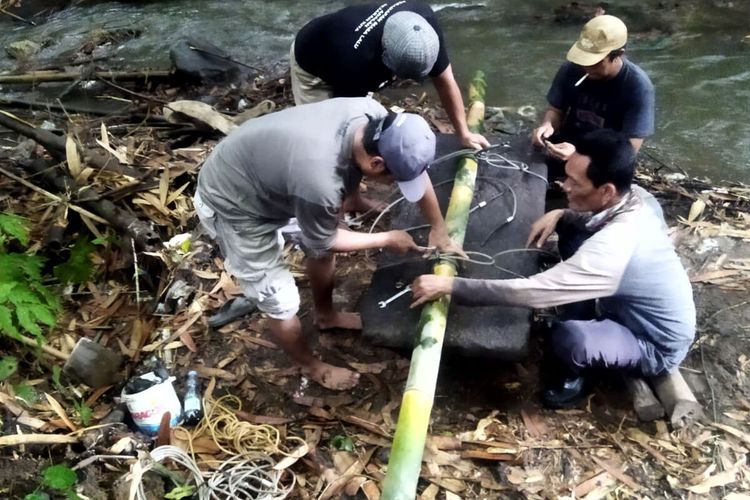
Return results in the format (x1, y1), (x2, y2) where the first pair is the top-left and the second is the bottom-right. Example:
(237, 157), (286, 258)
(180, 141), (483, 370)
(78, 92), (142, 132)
(1, 0), (749, 182)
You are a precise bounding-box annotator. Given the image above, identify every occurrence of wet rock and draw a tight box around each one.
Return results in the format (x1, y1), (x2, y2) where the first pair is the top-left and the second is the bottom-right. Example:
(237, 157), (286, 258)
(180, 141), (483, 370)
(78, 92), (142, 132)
(361, 134), (547, 359)
(169, 38), (243, 84)
(6, 40), (41, 59)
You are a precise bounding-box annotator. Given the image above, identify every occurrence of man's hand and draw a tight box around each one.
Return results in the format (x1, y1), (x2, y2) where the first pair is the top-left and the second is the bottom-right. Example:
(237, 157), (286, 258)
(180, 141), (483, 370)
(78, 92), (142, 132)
(545, 141), (576, 162)
(428, 227), (467, 258)
(532, 122), (555, 148)
(459, 131), (490, 150)
(385, 230), (418, 254)
(526, 209), (565, 248)
(410, 274), (454, 308)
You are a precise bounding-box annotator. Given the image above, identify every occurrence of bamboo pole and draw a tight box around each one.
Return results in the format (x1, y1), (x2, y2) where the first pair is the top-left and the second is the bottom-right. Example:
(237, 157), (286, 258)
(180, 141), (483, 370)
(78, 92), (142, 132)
(381, 71), (486, 500)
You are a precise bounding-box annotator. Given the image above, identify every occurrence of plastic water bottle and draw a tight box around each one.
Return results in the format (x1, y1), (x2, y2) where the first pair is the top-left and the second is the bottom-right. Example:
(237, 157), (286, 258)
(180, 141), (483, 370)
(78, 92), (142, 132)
(182, 370), (203, 425)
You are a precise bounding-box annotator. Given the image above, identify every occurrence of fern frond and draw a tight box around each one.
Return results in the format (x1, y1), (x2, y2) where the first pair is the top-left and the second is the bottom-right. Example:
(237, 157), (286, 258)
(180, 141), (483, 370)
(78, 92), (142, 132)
(0, 212), (29, 246)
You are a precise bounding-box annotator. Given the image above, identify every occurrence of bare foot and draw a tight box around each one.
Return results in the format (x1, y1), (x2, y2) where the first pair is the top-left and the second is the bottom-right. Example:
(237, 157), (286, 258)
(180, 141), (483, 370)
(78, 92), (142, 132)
(315, 311), (363, 331)
(304, 362), (360, 390)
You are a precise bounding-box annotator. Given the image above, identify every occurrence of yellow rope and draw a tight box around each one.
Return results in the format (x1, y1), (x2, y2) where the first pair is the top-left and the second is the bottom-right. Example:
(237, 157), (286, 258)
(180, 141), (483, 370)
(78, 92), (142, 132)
(175, 394), (305, 460)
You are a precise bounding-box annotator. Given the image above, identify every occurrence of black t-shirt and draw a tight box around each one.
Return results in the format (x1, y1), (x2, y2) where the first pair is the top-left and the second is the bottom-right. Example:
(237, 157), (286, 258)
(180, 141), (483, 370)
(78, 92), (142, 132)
(294, 1), (450, 97)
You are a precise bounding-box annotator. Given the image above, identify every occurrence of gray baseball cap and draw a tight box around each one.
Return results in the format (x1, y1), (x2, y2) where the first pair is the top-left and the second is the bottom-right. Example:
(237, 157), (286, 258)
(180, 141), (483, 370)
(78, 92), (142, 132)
(376, 113), (436, 202)
(382, 11), (439, 80)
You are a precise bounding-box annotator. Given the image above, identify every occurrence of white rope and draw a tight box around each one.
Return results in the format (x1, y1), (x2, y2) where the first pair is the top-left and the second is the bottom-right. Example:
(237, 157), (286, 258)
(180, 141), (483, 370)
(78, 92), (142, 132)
(128, 446), (205, 500)
(205, 455), (295, 500)
(126, 447), (293, 500)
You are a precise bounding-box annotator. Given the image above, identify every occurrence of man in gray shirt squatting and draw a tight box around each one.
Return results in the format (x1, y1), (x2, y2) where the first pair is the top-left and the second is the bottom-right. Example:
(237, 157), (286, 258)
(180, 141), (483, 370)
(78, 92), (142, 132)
(195, 97), (458, 390)
(410, 129), (695, 408)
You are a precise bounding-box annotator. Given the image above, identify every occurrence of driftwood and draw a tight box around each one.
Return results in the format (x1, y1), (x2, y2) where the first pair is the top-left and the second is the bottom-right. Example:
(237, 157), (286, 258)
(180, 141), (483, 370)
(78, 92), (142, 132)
(0, 69), (171, 85)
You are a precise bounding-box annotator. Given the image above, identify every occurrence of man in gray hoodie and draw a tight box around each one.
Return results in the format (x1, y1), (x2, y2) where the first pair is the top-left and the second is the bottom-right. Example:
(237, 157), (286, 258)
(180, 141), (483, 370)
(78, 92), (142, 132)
(410, 129), (695, 408)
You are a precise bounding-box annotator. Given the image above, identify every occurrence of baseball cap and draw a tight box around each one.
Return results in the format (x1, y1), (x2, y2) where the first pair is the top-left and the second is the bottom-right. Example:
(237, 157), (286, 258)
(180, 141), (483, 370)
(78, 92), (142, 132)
(566, 15), (627, 67)
(382, 11), (439, 80)
(376, 113), (436, 202)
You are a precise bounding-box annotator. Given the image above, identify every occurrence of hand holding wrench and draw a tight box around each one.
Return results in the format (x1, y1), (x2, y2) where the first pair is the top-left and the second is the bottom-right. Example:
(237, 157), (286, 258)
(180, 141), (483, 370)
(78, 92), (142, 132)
(378, 286), (412, 309)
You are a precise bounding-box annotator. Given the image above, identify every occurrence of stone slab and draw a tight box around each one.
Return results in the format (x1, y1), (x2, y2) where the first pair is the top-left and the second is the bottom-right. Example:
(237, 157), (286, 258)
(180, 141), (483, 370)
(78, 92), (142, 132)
(360, 134), (547, 359)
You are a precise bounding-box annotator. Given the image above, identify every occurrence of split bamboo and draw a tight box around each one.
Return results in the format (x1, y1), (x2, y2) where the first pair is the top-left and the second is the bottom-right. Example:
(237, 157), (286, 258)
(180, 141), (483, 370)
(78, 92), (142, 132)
(381, 71), (487, 500)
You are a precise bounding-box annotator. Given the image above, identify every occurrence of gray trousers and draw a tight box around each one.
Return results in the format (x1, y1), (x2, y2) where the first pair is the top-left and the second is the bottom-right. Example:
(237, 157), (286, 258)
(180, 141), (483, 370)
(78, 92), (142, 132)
(550, 319), (643, 374)
(550, 219), (645, 374)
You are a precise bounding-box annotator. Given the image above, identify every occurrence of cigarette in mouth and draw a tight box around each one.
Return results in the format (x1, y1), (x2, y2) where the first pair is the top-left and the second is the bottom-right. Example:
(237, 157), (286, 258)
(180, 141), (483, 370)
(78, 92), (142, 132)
(574, 74), (588, 87)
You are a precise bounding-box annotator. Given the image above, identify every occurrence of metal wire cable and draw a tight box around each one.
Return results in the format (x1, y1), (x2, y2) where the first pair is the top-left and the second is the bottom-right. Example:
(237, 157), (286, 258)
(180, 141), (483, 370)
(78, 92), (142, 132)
(477, 151), (549, 185)
(205, 455), (294, 500)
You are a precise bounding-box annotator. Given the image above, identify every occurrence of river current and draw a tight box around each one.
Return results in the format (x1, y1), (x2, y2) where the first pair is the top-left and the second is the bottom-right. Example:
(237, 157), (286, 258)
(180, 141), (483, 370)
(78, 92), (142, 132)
(1, 0), (748, 182)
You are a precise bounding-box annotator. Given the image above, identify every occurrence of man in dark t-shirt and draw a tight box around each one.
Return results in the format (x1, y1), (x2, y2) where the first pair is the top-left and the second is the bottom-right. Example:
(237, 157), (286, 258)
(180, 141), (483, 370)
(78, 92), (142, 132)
(291, 1), (488, 150)
(532, 15), (654, 176)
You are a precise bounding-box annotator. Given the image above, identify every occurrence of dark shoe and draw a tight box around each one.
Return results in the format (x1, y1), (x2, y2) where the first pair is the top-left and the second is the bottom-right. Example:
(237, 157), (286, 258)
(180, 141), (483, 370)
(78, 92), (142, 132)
(208, 297), (257, 328)
(542, 376), (586, 409)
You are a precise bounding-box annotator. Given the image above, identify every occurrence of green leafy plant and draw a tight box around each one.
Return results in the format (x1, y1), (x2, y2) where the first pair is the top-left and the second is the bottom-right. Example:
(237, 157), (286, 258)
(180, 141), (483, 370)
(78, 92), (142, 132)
(0, 212), (60, 343)
(0, 356), (18, 381)
(165, 484), (196, 500)
(329, 434), (354, 452)
(25, 464), (79, 500)
(73, 400), (93, 427)
(53, 237), (95, 284)
(13, 382), (39, 405)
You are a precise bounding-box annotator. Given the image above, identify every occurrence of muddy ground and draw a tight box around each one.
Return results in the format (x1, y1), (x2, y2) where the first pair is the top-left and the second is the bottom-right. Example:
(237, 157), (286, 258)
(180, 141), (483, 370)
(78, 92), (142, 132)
(0, 42), (749, 499)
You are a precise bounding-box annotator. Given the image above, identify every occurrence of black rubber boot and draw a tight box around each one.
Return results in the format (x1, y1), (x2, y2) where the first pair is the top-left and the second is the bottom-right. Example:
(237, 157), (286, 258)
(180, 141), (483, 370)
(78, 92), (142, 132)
(207, 297), (257, 328)
(542, 375), (587, 409)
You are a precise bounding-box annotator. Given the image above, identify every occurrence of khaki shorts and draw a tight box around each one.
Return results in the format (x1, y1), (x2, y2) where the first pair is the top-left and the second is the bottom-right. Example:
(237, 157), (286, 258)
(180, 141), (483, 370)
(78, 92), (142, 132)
(289, 41), (334, 106)
(194, 192), (300, 320)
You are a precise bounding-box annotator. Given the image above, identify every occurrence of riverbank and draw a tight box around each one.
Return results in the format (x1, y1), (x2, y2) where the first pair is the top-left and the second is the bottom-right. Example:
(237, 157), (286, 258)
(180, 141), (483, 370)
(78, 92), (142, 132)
(1, 41), (749, 499)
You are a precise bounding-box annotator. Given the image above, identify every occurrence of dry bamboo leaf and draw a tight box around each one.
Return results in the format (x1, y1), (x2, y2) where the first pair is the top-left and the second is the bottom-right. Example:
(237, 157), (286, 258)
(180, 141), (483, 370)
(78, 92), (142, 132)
(521, 407), (548, 438)
(44, 393), (77, 432)
(65, 134), (82, 178)
(167, 181), (191, 205)
(574, 470), (613, 497)
(135, 192), (171, 216)
(713, 423), (750, 445)
(724, 411), (749, 421)
(164, 100), (237, 134)
(95, 138), (128, 164)
(273, 442), (309, 470)
(195, 366), (236, 381)
(100, 122), (110, 149)
(687, 469), (737, 494)
(344, 477), (368, 496)
(361, 480), (380, 500)
(426, 477), (465, 494)
(159, 167), (170, 209)
(319, 448), (375, 500)
(589, 456), (640, 491)
(419, 483), (439, 500)
(78, 213), (103, 240)
(193, 269), (221, 280)
(688, 198), (706, 222)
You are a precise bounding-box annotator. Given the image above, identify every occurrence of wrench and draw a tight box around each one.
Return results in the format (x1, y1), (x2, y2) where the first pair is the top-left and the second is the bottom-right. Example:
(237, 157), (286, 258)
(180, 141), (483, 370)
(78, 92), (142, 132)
(378, 286), (412, 309)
